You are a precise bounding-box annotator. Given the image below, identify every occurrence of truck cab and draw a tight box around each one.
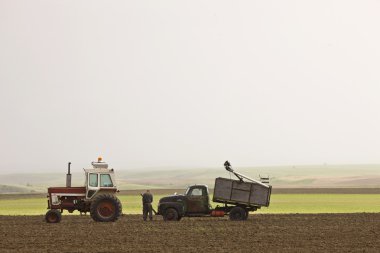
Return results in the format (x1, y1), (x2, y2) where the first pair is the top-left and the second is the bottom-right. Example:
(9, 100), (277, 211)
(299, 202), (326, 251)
(158, 184), (211, 221)
(184, 185), (211, 214)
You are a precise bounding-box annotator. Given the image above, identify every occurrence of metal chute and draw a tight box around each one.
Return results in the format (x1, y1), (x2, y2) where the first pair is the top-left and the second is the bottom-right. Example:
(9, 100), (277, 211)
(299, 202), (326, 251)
(224, 160), (270, 188)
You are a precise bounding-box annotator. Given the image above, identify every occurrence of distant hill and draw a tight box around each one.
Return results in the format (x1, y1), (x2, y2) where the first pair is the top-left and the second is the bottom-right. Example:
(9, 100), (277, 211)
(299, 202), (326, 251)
(0, 164), (380, 193)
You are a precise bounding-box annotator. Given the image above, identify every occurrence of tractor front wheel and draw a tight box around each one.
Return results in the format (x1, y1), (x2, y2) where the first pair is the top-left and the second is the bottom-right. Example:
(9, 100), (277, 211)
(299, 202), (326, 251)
(45, 209), (62, 223)
(90, 194), (122, 222)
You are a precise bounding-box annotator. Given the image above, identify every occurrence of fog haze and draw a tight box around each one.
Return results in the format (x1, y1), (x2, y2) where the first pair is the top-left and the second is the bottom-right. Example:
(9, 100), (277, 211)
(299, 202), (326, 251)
(1, 0), (379, 173)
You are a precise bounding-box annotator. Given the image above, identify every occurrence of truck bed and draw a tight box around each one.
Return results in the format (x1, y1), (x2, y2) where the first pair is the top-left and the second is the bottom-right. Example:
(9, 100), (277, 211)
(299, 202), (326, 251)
(212, 177), (271, 207)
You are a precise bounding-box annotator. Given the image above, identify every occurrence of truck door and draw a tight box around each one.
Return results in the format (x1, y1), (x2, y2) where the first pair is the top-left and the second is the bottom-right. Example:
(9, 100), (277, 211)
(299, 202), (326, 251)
(186, 186), (210, 214)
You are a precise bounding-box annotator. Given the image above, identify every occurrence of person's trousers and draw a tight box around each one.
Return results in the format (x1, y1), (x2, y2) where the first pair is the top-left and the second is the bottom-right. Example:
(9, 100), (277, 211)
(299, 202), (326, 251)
(143, 203), (153, 221)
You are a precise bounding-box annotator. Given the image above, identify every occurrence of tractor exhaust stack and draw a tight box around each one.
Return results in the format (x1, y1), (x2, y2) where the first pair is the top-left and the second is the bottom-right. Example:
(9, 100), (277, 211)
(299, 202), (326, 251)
(66, 162), (72, 187)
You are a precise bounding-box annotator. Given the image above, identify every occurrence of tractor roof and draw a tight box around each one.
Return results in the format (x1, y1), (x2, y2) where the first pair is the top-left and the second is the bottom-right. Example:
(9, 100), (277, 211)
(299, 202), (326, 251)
(84, 160), (114, 173)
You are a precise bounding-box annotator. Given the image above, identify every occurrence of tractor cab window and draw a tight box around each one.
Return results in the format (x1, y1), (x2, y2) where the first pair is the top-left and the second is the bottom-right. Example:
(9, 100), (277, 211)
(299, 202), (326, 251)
(100, 174), (113, 187)
(189, 188), (203, 196)
(89, 173), (98, 187)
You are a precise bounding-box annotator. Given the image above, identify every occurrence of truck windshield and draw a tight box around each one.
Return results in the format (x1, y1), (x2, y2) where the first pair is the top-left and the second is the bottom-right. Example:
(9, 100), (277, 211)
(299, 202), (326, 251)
(190, 188), (203, 196)
(185, 187), (204, 196)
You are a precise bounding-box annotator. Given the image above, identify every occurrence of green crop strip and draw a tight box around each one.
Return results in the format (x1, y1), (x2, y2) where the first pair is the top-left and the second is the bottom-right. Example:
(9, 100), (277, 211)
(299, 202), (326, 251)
(1, 194), (380, 215)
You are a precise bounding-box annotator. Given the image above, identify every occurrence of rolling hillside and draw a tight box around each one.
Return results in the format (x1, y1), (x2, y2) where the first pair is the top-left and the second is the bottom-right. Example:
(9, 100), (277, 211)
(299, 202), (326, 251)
(0, 164), (380, 193)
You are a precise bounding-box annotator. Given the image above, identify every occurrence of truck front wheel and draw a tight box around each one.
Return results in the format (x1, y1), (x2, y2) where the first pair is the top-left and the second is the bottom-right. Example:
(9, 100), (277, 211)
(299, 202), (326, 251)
(229, 207), (246, 221)
(163, 208), (179, 221)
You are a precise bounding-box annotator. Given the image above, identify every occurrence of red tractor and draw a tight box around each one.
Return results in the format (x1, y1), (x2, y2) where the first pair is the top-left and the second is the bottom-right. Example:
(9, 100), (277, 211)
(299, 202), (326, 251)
(45, 158), (122, 223)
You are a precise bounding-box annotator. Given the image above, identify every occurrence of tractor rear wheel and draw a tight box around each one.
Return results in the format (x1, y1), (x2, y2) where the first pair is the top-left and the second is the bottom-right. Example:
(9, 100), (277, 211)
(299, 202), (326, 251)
(45, 209), (62, 223)
(229, 207), (246, 221)
(163, 208), (179, 221)
(90, 193), (122, 222)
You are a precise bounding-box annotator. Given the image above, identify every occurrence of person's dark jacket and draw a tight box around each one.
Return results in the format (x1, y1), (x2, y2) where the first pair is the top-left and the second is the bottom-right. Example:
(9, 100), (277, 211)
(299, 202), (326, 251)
(142, 192), (153, 204)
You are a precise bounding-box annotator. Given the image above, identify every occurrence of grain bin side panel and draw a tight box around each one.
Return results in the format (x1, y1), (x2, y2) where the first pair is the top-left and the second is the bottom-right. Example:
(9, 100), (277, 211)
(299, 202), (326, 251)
(249, 184), (271, 206)
(231, 189), (250, 203)
(232, 181), (251, 191)
(213, 178), (233, 202)
(230, 181), (251, 203)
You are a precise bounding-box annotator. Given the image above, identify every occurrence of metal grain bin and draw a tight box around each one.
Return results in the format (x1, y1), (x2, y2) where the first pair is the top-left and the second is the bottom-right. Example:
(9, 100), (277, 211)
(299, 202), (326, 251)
(213, 177), (272, 207)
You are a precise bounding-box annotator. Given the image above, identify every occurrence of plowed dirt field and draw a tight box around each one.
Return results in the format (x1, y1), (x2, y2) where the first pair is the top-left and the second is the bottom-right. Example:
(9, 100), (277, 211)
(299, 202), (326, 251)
(1, 213), (380, 252)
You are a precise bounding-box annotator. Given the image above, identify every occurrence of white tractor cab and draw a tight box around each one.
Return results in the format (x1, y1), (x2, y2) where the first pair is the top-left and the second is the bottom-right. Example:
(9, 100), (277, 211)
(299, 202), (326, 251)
(84, 158), (118, 199)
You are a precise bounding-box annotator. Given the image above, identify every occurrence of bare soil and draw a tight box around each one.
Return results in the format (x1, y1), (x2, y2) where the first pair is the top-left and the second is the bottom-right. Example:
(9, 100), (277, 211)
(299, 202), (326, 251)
(1, 213), (380, 252)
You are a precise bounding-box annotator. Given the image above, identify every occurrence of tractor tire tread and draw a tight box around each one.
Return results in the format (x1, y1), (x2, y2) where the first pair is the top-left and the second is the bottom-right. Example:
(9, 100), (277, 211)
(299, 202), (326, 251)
(90, 193), (122, 222)
(45, 209), (62, 223)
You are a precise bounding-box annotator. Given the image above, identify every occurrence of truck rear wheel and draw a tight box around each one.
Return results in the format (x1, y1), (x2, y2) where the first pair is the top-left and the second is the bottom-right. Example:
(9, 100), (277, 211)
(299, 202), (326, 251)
(229, 207), (246, 221)
(244, 210), (249, 220)
(90, 193), (122, 222)
(45, 209), (62, 223)
(163, 208), (179, 221)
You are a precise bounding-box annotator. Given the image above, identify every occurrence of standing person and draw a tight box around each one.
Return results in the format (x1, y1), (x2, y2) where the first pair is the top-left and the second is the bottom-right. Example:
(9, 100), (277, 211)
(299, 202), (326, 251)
(142, 190), (153, 221)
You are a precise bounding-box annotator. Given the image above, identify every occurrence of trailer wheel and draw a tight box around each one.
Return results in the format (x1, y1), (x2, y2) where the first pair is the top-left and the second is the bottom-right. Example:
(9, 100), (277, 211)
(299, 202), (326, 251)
(244, 210), (249, 220)
(229, 207), (246, 221)
(45, 209), (62, 223)
(163, 208), (179, 221)
(90, 193), (122, 222)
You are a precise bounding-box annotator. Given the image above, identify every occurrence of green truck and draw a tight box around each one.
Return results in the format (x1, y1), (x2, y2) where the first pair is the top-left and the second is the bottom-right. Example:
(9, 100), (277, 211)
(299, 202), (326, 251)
(157, 161), (272, 221)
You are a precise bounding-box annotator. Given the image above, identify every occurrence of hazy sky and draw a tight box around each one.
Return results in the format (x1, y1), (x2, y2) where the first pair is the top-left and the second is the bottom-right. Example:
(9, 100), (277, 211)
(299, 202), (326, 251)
(1, 0), (379, 173)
